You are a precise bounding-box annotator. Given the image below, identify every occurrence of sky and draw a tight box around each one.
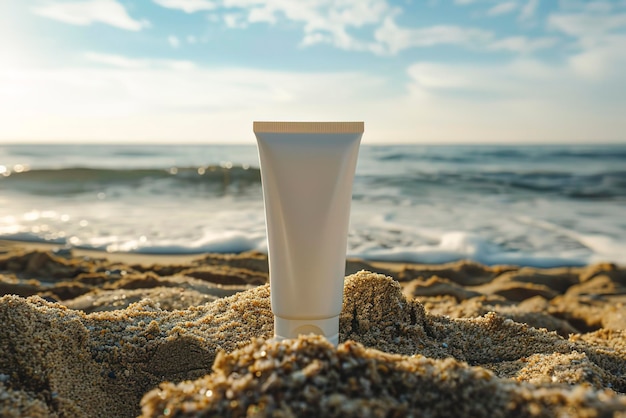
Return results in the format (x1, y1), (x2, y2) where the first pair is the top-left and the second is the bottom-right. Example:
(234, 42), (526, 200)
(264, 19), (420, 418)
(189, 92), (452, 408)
(1, 0), (625, 144)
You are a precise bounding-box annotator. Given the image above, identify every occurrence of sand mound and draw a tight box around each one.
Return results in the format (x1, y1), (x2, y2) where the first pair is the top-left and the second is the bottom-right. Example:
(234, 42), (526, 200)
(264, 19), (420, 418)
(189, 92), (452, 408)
(140, 336), (626, 418)
(1, 269), (625, 417)
(1, 248), (626, 417)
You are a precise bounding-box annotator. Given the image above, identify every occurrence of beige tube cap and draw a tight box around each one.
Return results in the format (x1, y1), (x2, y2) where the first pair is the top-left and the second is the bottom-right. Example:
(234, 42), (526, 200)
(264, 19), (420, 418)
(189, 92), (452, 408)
(274, 316), (339, 346)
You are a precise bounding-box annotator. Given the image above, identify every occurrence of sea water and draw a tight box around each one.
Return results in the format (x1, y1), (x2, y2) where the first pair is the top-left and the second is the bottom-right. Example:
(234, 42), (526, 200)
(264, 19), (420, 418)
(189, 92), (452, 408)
(1, 144), (625, 267)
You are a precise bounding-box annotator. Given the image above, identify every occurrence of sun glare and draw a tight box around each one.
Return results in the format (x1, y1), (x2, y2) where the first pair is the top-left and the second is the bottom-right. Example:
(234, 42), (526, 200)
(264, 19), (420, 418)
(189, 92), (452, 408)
(0, 43), (30, 70)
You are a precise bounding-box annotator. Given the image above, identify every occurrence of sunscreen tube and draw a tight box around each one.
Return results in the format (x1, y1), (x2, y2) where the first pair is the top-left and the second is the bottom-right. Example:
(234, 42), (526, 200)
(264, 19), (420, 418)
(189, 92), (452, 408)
(254, 121), (364, 346)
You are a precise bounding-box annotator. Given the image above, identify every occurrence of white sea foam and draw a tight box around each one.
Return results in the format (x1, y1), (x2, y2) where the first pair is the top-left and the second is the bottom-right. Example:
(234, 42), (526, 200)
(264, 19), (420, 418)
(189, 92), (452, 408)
(348, 231), (591, 268)
(1, 144), (625, 267)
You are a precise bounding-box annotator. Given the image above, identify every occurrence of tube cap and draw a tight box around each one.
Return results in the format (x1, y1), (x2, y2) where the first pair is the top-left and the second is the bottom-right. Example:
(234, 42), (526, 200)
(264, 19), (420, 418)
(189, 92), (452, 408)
(274, 315), (339, 346)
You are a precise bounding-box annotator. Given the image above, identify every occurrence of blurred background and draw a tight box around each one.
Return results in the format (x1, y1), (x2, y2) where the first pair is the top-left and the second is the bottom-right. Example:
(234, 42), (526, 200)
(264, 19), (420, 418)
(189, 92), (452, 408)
(0, 0), (625, 267)
(1, 0), (625, 143)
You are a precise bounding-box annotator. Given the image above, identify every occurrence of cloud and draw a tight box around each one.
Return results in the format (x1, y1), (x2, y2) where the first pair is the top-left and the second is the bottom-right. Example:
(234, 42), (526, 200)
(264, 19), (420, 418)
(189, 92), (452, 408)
(548, 6), (626, 78)
(31, 0), (148, 31)
(168, 35), (181, 48)
(84, 52), (196, 70)
(223, 0), (392, 28)
(568, 35), (626, 79)
(84, 52), (148, 68)
(403, 57), (626, 142)
(407, 60), (550, 94)
(487, 36), (558, 53)
(150, 0), (553, 57)
(486, 2), (518, 17)
(9, 0), (626, 144)
(247, 7), (277, 24)
(152, 0), (216, 13)
(153, 0), (397, 54)
(241, 0), (395, 52)
(558, 0), (618, 13)
(406, 44), (625, 100)
(150, 0), (562, 58)
(224, 13), (247, 29)
(0, 57), (389, 142)
(2, 47), (625, 143)
(548, 12), (626, 40)
(4, 52), (624, 143)
(519, 0), (539, 20)
(374, 17), (493, 54)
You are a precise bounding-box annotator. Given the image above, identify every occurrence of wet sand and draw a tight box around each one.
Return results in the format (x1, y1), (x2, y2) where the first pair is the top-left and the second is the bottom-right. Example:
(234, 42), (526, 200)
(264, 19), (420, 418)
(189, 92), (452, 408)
(0, 242), (625, 417)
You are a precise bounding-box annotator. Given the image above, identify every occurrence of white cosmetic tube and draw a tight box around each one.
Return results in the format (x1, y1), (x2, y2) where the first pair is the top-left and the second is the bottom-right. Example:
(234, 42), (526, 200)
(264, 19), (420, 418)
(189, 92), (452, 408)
(254, 121), (364, 346)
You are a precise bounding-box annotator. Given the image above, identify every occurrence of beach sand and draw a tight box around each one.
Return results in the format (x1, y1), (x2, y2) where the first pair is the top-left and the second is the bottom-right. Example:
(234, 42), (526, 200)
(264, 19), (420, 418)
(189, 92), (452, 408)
(0, 241), (625, 417)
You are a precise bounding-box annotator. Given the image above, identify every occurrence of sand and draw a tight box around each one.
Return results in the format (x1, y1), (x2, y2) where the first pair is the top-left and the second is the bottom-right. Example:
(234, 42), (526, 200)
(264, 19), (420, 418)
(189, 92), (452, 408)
(0, 243), (625, 417)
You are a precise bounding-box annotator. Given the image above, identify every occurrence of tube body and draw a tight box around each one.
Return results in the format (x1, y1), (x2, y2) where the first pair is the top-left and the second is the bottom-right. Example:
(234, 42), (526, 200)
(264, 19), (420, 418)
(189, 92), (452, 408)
(254, 122), (363, 345)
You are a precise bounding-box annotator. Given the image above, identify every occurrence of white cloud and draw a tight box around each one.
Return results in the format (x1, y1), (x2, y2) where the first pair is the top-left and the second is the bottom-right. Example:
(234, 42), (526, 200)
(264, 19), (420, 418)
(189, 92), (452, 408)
(568, 35), (626, 79)
(152, 0), (216, 13)
(215, 1), (548, 56)
(84, 52), (148, 68)
(547, 4), (626, 80)
(3, 53), (624, 143)
(487, 36), (558, 53)
(403, 57), (626, 142)
(0, 58), (388, 142)
(374, 17), (493, 54)
(31, 0), (148, 31)
(84, 52), (196, 70)
(187, 35), (197, 44)
(153, 0), (397, 54)
(150, 0), (558, 58)
(227, 0), (392, 28)
(549, 13), (626, 41)
(247, 7), (277, 24)
(406, 51), (623, 100)
(9, 0), (626, 144)
(224, 13), (247, 28)
(486, 2), (518, 17)
(301, 33), (331, 47)
(559, 1), (620, 13)
(407, 60), (556, 94)
(168, 35), (181, 48)
(2, 48), (625, 143)
(242, 0), (394, 52)
(519, 0), (539, 20)
(584, 1), (614, 13)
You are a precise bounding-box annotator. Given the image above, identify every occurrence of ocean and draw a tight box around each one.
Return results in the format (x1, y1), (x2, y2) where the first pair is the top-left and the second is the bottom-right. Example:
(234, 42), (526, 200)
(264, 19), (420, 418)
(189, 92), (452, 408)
(1, 143), (625, 268)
